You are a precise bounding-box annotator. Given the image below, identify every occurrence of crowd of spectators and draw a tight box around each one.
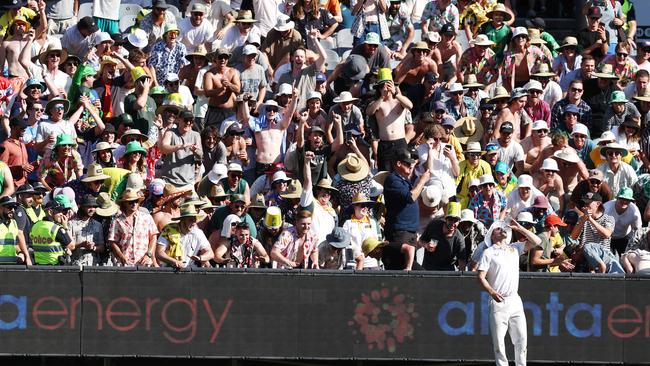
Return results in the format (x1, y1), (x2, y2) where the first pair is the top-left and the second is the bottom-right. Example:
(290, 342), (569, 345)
(0, 0), (648, 274)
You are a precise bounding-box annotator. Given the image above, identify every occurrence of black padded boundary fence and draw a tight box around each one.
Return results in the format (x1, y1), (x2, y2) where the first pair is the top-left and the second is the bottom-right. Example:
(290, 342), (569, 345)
(0, 267), (648, 363)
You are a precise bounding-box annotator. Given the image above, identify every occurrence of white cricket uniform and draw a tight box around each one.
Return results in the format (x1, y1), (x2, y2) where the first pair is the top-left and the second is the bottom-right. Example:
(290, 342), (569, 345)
(478, 242), (527, 366)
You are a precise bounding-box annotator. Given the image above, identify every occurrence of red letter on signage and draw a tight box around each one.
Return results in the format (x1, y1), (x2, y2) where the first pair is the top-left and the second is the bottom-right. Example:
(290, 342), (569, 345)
(33, 296), (68, 331)
(161, 298), (197, 344)
(608, 304), (642, 338)
(106, 297), (141, 332)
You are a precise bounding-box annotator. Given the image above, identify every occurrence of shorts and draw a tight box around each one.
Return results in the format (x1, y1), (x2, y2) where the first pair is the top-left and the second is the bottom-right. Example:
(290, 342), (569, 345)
(377, 138), (407, 172)
(386, 230), (417, 247)
(205, 106), (235, 130)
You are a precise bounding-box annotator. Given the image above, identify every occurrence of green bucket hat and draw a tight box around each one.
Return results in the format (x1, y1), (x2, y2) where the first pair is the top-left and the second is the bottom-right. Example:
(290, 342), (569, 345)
(609, 91), (628, 104)
(616, 187), (635, 201)
(54, 194), (74, 209)
(149, 85), (168, 96)
(124, 141), (147, 155)
(54, 133), (77, 148)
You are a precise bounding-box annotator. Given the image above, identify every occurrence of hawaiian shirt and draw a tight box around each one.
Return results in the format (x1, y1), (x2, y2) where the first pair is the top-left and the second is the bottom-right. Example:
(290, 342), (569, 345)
(139, 10), (178, 42)
(107, 210), (158, 267)
(385, 9), (412, 51)
(598, 55), (638, 87)
(445, 96), (478, 120)
(148, 40), (188, 85)
(39, 151), (84, 188)
(468, 189), (507, 227)
(421, 1), (459, 32)
(460, 1), (493, 36)
(460, 47), (498, 84)
(273, 226), (318, 269)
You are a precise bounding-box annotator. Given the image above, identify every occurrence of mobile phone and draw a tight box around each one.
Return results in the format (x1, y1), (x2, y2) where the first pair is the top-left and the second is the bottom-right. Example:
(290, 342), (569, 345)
(444, 144), (452, 150)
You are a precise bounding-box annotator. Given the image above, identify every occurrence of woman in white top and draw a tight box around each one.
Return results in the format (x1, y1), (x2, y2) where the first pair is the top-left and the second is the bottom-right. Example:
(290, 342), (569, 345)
(342, 192), (381, 269)
(612, 116), (641, 165)
(416, 124), (460, 201)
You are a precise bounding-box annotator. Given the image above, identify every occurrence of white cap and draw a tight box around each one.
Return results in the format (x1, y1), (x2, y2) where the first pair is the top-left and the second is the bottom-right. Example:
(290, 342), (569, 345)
(517, 174), (534, 188)
(165, 72), (179, 83)
(227, 162), (243, 172)
(571, 123), (590, 137)
(307, 91), (322, 101)
(276, 83), (293, 97)
(516, 211), (535, 224)
(272, 171), (290, 183)
(594, 131), (616, 144)
(94, 32), (113, 46)
(512, 26), (528, 38)
(127, 28), (148, 49)
(531, 120), (548, 131)
(247, 32), (261, 45)
(525, 79), (544, 92)
(446, 83), (465, 94)
(207, 163), (228, 184)
(540, 158), (559, 171)
(468, 178), (481, 188)
(242, 44), (258, 56)
(479, 174), (495, 186)
(459, 209), (477, 223)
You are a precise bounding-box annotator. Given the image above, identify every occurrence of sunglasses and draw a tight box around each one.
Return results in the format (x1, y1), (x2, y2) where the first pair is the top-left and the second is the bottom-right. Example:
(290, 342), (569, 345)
(469, 187), (479, 192)
(32, 108), (44, 112)
(229, 173), (243, 178)
(266, 108), (278, 113)
(467, 152), (481, 158)
(589, 179), (602, 185)
(570, 87), (583, 92)
(535, 129), (548, 134)
(65, 61), (79, 66)
(617, 52), (628, 57)
(232, 203), (246, 209)
(53, 105), (65, 111)
(49, 53), (61, 58)
(217, 55), (230, 60)
(607, 151), (622, 156)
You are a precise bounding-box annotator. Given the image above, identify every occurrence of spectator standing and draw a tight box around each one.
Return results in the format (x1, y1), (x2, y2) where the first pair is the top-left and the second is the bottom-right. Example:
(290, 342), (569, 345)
(148, 24), (188, 86)
(603, 187), (642, 256)
(271, 210), (319, 269)
(139, 0), (178, 43)
(418, 202), (466, 271)
(157, 205), (215, 268)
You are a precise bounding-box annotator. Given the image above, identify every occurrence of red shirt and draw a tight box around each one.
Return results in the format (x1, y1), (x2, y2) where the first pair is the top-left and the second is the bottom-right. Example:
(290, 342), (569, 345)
(0, 137), (28, 186)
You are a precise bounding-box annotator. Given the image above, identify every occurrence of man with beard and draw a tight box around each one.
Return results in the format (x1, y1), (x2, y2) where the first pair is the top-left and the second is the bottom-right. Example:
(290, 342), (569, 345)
(30, 196), (74, 265)
(153, 184), (193, 230)
(478, 219), (540, 366)
(1, 118), (32, 187)
(214, 221), (269, 268)
(157, 205), (214, 269)
(418, 202), (466, 271)
(0, 196), (31, 265)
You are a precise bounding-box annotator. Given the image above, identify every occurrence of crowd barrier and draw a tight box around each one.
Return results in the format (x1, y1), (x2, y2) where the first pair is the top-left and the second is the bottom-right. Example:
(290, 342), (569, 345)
(0, 267), (648, 363)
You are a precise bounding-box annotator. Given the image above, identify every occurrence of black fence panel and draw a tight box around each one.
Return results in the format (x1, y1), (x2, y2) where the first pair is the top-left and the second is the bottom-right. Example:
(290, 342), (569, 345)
(0, 267), (648, 363)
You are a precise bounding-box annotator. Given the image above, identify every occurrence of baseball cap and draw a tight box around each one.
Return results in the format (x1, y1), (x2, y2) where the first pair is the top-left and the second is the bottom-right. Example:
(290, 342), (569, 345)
(588, 169), (604, 181)
(581, 191), (602, 203)
(587, 6), (602, 18)
(316, 73), (327, 83)
(78, 16), (99, 33)
(433, 101), (446, 112)
(564, 104), (579, 115)
(395, 149), (416, 164)
(500, 121), (514, 133)
(545, 214), (567, 227)
(441, 116), (455, 127)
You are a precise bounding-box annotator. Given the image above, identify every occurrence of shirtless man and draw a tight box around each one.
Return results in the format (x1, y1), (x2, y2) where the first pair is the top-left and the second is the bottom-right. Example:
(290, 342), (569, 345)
(244, 89), (298, 177)
(532, 136), (589, 192)
(203, 48), (241, 128)
(367, 74), (413, 171)
(523, 121), (551, 172)
(491, 88), (531, 142)
(435, 24), (462, 84)
(0, 16), (32, 81)
(394, 42), (439, 88)
(152, 186), (190, 231)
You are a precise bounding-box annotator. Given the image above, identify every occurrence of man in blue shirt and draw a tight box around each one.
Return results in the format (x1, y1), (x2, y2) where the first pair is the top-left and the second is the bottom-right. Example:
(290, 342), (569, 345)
(383, 148), (431, 270)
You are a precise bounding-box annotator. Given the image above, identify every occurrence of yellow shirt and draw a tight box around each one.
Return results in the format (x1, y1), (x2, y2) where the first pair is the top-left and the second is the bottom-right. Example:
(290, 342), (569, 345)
(457, 160), (492, 208)
(589, 146), (634, 167)
(0, 8), (37, 37)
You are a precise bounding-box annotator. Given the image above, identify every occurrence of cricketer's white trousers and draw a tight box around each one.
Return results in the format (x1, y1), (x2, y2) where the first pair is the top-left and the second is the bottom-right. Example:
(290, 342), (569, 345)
(488, 294), (527, 366)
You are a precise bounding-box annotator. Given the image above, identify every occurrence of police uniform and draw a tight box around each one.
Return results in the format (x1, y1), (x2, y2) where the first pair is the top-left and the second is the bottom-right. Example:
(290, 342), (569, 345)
(0, 218), (20, 264)
(29, 218), (71, 265)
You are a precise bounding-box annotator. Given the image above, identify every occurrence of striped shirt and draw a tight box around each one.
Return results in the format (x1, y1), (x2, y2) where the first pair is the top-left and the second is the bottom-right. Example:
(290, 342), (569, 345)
(579, 213), (615, 251)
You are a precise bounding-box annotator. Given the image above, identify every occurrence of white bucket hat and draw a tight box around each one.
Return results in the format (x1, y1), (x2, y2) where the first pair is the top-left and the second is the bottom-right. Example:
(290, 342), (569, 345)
(459, 209), (477, 223)
(525, 80), (544, 92)
(540, 158), (559, 171)
(517, 174), (534, 189)
(531, 120), (548, 131)
(571, 123), (590, 138)
(516, 212), (535, 225)
(479, 174), (495, 186)
(446, 83), (466, 95)
(420, 185), (442, 208)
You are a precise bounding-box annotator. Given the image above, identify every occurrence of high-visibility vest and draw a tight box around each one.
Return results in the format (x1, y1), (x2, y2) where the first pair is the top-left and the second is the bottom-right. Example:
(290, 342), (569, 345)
(0, 220), (19, 264)
(30, 220), (64, 265)
(25, 206), (46, 224)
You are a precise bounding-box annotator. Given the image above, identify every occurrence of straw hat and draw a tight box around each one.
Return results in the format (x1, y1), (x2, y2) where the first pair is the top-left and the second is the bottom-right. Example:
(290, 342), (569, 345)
(471, 34), (494, 46)
(95, 192), (118, 216)
(531, 63), (555, 77)
(280, 179), (303, 199)
(91, 141), (114, 153)
(185, 44), (208, 62)
(120, 128), (149, 144)
(633, 88), (650, 102)
(249, 194), (267, 209)
(160, 184), (193, 206)
(362, 237), (388, 256)
(527, 28), (546, 45)
(464, 141), (482, 154)
(208, 184), (230, 199)
(462, 74), (484, 89)
(234, 9), (257, 23)
(558, 36), (578, 50)
(117, 188), (144, 203)
(81, 163), (110, 183)
(454, 117), (484, 144)
(333, 91), (358, 103)
(593, 64), (618, 79)
(351, 192), (374, 206)
(38, 44), (68, 65)
(337, 154), (370, 182)
(411, 41), (430, 51)
(173, 204), (200, 220)
(486, 4), (512, 21)
(315, 178), (339, 193)
(553, 148), (580, 163)
(489, 86), (510, 104)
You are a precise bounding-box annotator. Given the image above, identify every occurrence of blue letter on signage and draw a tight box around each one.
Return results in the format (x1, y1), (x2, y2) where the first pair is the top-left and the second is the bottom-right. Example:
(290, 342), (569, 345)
(438, 301), (474, 335)
(565, 303), (601, 338)
(0, 295), (27, 330)
(546, 292), (564, 336)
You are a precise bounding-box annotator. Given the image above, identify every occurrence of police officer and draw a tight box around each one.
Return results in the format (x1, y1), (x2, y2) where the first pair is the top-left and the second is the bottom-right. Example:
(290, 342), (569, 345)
(0, 196), (32, 265)
(29, 196), (73, 265)
(14, 183), (34, 234)
(25, 182), (48, 227)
